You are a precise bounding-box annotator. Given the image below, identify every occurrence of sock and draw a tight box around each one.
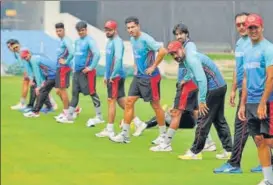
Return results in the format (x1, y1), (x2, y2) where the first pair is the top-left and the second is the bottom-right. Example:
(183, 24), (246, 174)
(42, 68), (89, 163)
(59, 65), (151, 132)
(63, 109), (69, 115)
(95, 106), (102, 119)
(206, 133), (213, 144)
(133, 116), (142, 127)
(159, 125), (166, 135)
(107, 123), (114, 132)
(263, 166), (273, 183)
(68, 106), (75, 118)
(122, 123), (130, 137)
(49, 96), (56, 106)
(165, 128), (176, 144)
(165, 112), (171, 125)
(20, 97), (26, 104)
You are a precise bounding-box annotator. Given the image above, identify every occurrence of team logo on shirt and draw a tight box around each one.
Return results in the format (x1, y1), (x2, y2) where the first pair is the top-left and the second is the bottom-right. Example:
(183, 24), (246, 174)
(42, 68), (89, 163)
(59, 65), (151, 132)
(244, 62), (260, 69)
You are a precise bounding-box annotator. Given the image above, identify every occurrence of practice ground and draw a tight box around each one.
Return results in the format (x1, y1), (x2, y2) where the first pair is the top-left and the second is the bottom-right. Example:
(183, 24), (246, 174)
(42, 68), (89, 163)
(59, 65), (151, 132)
(1, 76), (263, 185)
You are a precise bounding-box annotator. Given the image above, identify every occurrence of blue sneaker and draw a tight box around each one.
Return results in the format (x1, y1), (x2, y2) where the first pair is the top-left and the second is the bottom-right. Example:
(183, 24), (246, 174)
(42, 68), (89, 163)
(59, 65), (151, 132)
(40, 107), (54, 114)
(251, 165), (262, 173)
(214, 163), (242, 174)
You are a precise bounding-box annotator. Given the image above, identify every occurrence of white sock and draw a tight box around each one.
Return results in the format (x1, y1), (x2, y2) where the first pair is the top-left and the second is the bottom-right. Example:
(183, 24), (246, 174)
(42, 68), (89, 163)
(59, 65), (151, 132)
(206, 133), (213, 144)
(68, 106), (75, 117)
(165, 128), (176, 144)
(159, 125), (166, 135)
(122, 123), (130, 137)
(262, 166), (273, 183)
(133, 116), (142, 127)
(107, 123), (114, 132)
(49, 96), (56, 105)
(95, 107), (102, 119)
(63, 109), (69, 115)
(20, 97), (26, 104)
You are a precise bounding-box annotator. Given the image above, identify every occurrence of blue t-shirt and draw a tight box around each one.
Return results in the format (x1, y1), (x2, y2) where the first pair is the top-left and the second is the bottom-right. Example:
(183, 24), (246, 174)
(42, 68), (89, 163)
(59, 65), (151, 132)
(56, 36), (74, 68)
(235, 36), (251, 90)
(130, 32), (162, 78)
(74, 36), (100, 72)
(105, 35), (125, 79)
(177, 40), (195, 83)
(243, 39), (273, 103)
(29, 54), (57, 87)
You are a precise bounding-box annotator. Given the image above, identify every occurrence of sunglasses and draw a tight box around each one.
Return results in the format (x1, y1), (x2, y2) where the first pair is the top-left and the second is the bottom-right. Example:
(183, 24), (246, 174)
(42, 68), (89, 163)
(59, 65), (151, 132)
(236, 22), (245, 27)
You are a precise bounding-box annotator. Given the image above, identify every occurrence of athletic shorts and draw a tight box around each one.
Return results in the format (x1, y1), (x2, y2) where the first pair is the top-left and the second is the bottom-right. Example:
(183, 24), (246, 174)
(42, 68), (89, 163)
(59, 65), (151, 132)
(173, 80), (198, 111)
(107, 77), (125, 99)
(55, 66), (71, 88)
(128, 74), (161, 102)
(72, 69), (96, 96)
(246, 102), (273, 138)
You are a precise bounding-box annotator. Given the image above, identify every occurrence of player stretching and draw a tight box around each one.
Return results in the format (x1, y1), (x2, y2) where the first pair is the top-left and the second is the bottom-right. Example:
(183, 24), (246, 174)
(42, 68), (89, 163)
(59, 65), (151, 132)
(110, 16), (168, 144)
(165, 41), (232, 159)
(238, 14), (273, 185)
(96, 20), (145, 138)
(58, 21), (104, 125)
(172, 23), (216, 151)
(20, 50), (57, 117)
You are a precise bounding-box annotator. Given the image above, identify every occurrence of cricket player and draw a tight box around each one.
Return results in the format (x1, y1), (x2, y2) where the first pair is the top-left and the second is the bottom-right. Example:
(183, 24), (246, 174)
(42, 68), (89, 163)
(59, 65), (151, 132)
(57, 21), (104, 125)
(164, 41), (232, 159)
(110, 16), (168, 144)
(20, 50), (57, 117)
(237, 14), (273, 185)
(172, 23), (216, 152)
(7, 40), (55, 112)
(95, 20), (145, 138)
(54, 23), (74, 120)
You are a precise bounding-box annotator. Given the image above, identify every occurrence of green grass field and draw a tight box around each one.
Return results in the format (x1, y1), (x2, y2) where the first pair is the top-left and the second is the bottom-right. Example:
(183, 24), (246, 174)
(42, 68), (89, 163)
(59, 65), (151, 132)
(1, 77), (263, 185)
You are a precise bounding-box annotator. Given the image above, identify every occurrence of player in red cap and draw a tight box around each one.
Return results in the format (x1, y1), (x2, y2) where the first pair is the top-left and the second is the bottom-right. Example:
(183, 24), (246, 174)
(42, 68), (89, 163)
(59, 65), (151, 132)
(238, 13), (273, 185)
(95, 20), (145, 138)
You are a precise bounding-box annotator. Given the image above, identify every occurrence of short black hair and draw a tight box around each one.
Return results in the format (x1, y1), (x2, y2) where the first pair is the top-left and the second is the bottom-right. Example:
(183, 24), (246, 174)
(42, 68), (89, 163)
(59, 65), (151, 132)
(125, 16), (139, 25)
(55, 22), (64, 29)
(172, 23), (189, 36)
(235, 12), (250, 20)
(6, 39), (19, 45)
(76, 21), (87, 30)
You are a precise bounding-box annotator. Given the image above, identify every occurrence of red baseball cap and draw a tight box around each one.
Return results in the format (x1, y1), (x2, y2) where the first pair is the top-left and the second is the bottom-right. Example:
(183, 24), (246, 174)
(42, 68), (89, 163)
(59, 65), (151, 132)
(104, 20), (117, 30)
(167, 40), (182, 53)
(245, 14), (264, 28)
(20, 49), (30, 58)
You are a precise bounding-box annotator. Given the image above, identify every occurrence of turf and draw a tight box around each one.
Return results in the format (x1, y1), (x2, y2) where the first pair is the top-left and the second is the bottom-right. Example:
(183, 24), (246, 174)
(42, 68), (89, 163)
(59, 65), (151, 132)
(1, 76), (262, 185)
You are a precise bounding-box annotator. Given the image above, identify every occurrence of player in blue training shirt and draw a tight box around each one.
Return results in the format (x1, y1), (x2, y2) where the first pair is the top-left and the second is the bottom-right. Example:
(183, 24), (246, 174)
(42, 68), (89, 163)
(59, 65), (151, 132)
(165, 40), (232, 160)
(20, 50), (57, 118)
(110, 16), (168, 144)
(238, 14), (273, 185)
(173, 23), (217, 152)
(95, 20), (145, 138)
(53, 23), (81, 121)
(58, 21), (104, 125)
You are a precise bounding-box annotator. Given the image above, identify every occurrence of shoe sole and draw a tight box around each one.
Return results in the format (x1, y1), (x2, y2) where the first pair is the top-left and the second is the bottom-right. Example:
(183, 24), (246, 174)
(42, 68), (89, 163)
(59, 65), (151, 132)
(109, 138), (130, 144)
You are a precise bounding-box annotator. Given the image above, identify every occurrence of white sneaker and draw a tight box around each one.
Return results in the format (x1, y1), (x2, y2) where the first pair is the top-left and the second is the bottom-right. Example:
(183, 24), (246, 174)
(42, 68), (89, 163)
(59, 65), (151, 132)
(11, 102), (26, 110)
(203, 142), (217, 152)
(54, 113), (65, 120)
(132, 122), (147, 137)
(57, 116), (74, 124)
(150, 143), (172, 152)
(216, 150), (231, 160)
(151, 134), (166, 145)
(257, 180), (273, 185)
(23, 111), (40, 118)
(178, 150), (203, 160)
(109, 132), (130, 143)
(96, 129), (115, 138)
(86, 116), (105, 127)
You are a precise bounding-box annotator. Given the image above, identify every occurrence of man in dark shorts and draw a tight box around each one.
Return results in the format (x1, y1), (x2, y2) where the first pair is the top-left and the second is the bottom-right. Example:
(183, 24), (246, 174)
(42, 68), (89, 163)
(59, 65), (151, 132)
(238, 14), (273, 185)
(57, 21), (104, 125)
(95, 20), (145, 138)
(110, 16), (168, 145)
